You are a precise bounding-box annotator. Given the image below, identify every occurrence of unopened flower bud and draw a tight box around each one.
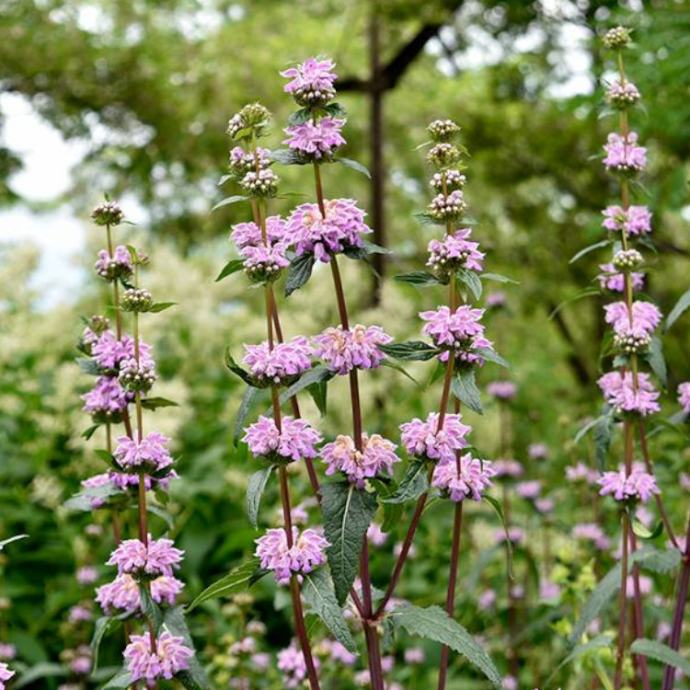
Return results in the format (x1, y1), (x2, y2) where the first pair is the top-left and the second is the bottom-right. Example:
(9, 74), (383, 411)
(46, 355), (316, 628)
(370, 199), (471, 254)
(430, 169), (466, 192)
(118, 358), (157, 392)
(427, 143), (461, 168)
(613, 332), (651, 354)
(428, 119), (461, 143)
(603, 26), (632, 50)
(428, 190), (467, 221)
(91, 200), (124, 226)
(227, 103), (271, 140)
(88, 315), (110, 334)
(607, 80), (641, 109)
(240, 169), (279, 197)
(122, 288), (153, 312)
(613, 249), (643, 271)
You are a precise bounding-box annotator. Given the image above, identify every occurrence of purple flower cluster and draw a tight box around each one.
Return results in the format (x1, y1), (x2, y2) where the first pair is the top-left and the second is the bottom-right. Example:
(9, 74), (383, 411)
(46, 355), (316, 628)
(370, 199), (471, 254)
(255, 527), (329, 584)
(604, 300), (661, 352)
(487, 381), (517, 401)
(678, 382), (690, 414)
(313, 324), (391, 374)
(287, 198), (371, 262)
(284, 117), (346, 160)
(243, 415), (322, 462)
(124, 631), (193, 686)
(107, 536), (184, 577)
(243, 337), (313, 384)
(572, 523), (611, 550)
(278, 642), (315, 689)
(92, 332), (153, 373)
(0, 663), (13, 689)
(607, 80), (641, 108)
(598, 263), (644, 293)
(602, 205), (652, 236)
(231, 216), (288, 248)
(432, 454), (495, 502)
(598, 466), (660, 503)
(399, 412), (471, 463)
(94, 245), (133, 281)
(427, 228), (485, 276)
(420, 305), (492, 365)
(598, 371), (660, 416)
(113, 432), (173, 473)
(603, 132), (646, 173)
(96, 573), (184, 614)
(281, 57), (337, 106)
(322, 433), (399, 486)
(82, 376), (131, 422)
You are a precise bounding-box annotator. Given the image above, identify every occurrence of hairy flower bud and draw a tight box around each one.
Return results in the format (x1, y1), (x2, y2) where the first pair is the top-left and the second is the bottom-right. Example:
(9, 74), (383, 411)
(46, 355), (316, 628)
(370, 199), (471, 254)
(240, 169), (279, 197)
(91, 200), (124, 226)
(430, 169), (466, 192)
(603, 26), (632, 50)
(607, 80), (641, 109)
(427, 119), (461, 143)
(427, 143), (461, 168)
(121, 288), (153, 313)
(612, 248), (643, 271)
(118, 358), (157, 392)
(428, 190), (467, 221)
(227, 103), (271, 140)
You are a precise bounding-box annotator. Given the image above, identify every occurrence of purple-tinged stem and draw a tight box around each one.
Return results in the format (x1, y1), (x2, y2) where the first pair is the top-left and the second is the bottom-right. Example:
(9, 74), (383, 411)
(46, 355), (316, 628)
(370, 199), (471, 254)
(614, 511), (630, 690)
(661, 514), (690, 690)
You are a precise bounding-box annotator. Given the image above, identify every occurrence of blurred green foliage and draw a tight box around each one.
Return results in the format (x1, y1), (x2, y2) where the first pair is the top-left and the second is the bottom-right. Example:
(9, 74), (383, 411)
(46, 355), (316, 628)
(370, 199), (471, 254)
(0, 0), (689, 688)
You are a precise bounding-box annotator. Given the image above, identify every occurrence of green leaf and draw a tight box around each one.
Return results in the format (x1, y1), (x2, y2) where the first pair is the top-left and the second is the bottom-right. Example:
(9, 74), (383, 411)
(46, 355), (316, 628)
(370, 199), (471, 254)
(549, 288), (601, 319)
(392, 604), (502, 688)
(82, 424), (101, 440)
(483, 495), (513, 576)
(456, 268), (482, 301)
(335, 156), (371, 179)
(139, 584), (163, 632)
(481, 272), (519, 284)
(224, 350), (255, 386)
(307, 379), (329, 415)
(593, 413), (614, 471)
(186, 558), (264, 612)
(301, 568), (358, 653)
(76, 356), (101, 376)
(100, 669), (133, 690)
(285, 253), (315, 296)
(382, 459), (429, 504)
(547, 634), (614, 685)
(216, 259), (245, 282)
(162, 607), (209, 689)
(148, 503), (175, 530)
(271, 148), (306, 165)
(140, 396), (179, 411)
(630, 638), (690, 676)
(632, 518), (663, 540)
(475, 347), (510, 369)
(645, 336), (667, 386)
(394, 271), (443, 287)
(279, 365), (333, 406)
(665, 286), (690, 331)
(322, 482), (378, 605)
(14, 663), (67, 689)
(287, 108), (312, 126)
(148, 301), (177, 313)
(323, 102), (347, 118)
(91, 617), (122, 672)
(379, 341), (439, 362)
(380, 359), (419, 385)
(246, 466), (274, 528)
(569, 239), (612, 264)
(451, 370), (483, 414)
(233, 385), (262, 445)
(211, 195), (250, 212)
(0, 534), (28, 550)
(64, 484), (121, 511)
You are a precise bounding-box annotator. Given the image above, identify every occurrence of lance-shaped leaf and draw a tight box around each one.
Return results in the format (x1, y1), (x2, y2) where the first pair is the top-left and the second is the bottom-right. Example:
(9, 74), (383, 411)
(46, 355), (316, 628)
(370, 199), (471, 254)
(382, 459), (429, 504)
(456, 268), (482, 301)
(379, 341), (439, 362)
(76, 356), (101, 376)
(139, 584), (164, 632)
(285, 253), (315, 296)
(630, 638), (690, 676)
(475, 347), (510, 369)
(322, 481), (378, 605)
(301, 568), (357, 653)
(64, 484), (122, 511)
(233, 385), (262, 445)
(392, 604), (502, 688)
(279, 365), (333, 406)
(148, 301), (177, 313)
(100, 669), (133, 690)
(335, 156), (371, 179)
(224, 350), (255, 386)
(91, 616), (122, 672)
(645, 336), (667, 387)
(569, 239), (612, 264)
(163, 607), (209, 690)
(451, 369), (483, 414)
(216, 259), (244, 282)
(187, 558), (265, 612)
(593, 413), (614, 471)
(14, 663), (67, 689)
(665, 286), (690, 331)
(211, 195), (250, 212)
(271, 148), (306, 166)
(141, 397), (179, 411)
(246, 466), (274, 528)
(394, 271), (444, 287)
(481, 272), (519, 284)
(0, 534), (28, 550)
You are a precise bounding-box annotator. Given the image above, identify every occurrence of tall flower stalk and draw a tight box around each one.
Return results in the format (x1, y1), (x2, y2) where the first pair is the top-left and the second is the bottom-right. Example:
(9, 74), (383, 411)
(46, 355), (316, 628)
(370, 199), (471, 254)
(72, 202), (205, 689)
